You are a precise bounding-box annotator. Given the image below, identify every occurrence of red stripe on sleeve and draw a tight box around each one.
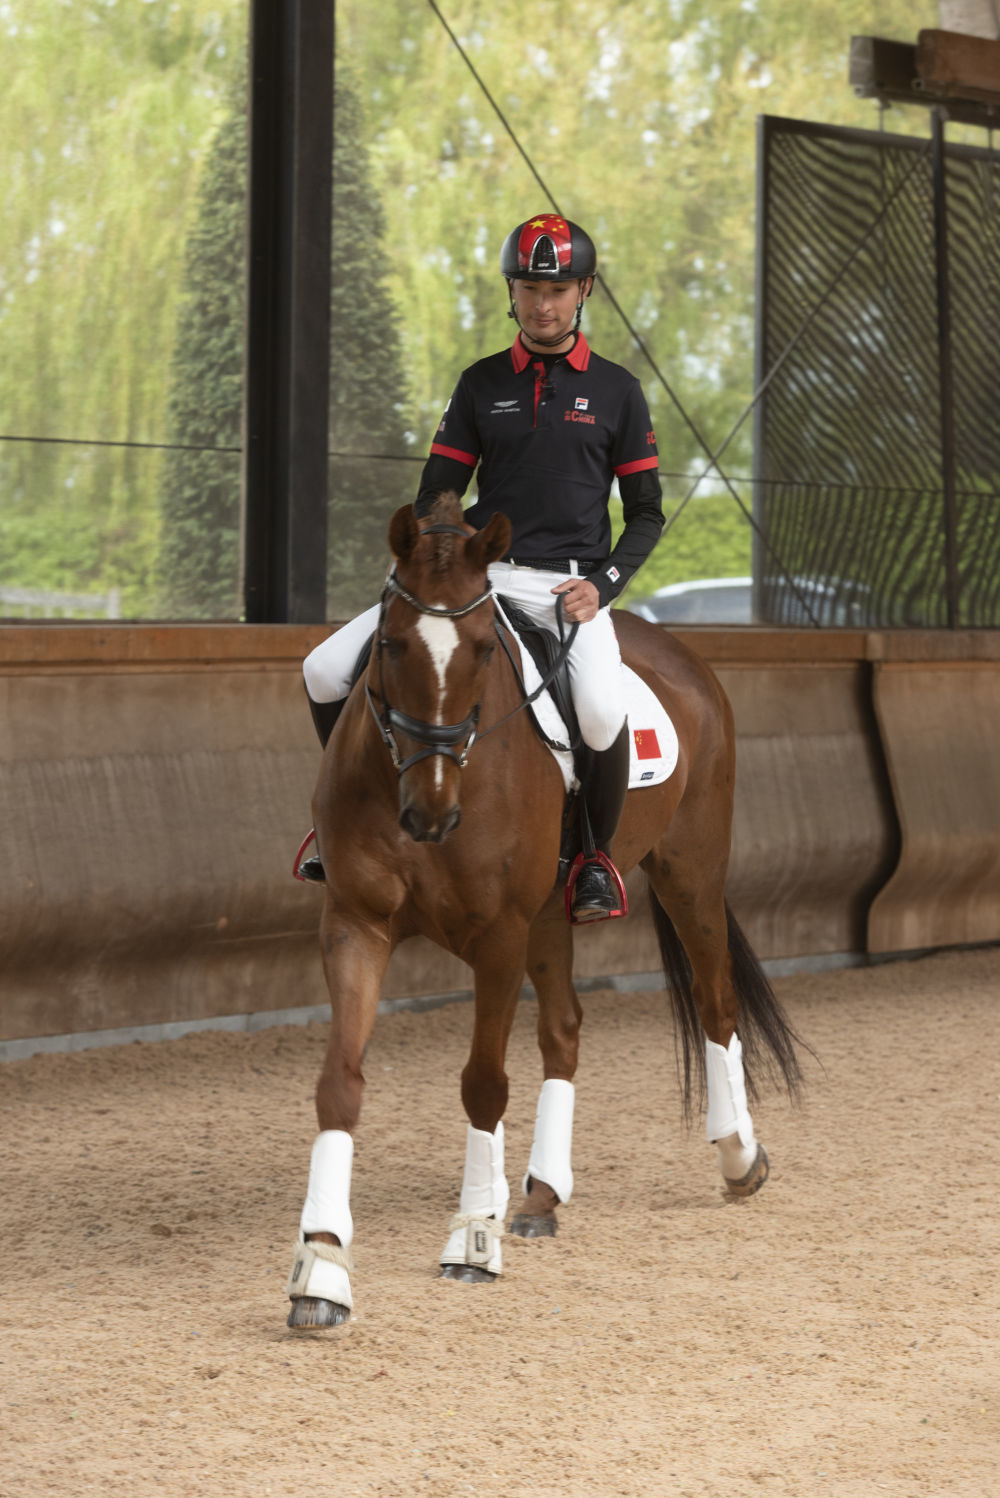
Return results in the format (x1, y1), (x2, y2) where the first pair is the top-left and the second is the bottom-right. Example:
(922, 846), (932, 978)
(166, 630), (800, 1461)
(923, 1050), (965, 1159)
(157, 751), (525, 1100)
(430, 443), (478, 467)
(614, 455), (660, 477)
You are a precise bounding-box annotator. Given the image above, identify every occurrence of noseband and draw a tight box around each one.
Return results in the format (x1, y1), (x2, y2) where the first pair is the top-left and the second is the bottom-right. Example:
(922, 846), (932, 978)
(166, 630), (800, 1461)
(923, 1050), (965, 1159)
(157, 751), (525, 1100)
(366, 523), (494, 777)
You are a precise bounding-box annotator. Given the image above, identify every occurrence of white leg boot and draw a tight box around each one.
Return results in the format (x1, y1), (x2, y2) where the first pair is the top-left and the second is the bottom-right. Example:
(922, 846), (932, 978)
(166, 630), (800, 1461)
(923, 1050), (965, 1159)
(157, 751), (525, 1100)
(286, 1130), (355, 1313)
(705, 1033), (762, 1186)
(440, 1122), (509, 1276)
(522, 1078), (575, 1203)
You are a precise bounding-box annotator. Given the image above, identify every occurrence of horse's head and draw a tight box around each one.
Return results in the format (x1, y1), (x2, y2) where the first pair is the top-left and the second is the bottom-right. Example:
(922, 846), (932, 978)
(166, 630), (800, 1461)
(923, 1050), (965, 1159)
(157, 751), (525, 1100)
(371, 493), (511, 843)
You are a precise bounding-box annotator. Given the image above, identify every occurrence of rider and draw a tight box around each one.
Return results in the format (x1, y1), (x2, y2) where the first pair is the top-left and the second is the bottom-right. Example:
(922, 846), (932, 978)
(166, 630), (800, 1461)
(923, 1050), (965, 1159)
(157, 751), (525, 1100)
(300, 213), (664, 920)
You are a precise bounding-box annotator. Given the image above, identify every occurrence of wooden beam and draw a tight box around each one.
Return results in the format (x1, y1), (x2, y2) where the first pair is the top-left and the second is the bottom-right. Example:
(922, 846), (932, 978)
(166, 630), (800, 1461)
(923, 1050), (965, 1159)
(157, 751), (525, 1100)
(916, 28), (1000, 99)
(849, 31), (1000, 124)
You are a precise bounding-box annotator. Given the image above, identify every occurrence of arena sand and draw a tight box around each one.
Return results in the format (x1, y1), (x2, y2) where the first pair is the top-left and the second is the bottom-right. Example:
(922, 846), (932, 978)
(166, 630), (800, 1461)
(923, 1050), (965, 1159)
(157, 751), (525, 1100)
(2, 945), (998, 1498)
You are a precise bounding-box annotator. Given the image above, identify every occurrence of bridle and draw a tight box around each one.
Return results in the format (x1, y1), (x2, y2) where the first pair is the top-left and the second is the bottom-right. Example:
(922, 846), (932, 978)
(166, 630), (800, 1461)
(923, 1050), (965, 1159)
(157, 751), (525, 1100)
(366, 521), (580, 777)
(366, 524), (493, 776)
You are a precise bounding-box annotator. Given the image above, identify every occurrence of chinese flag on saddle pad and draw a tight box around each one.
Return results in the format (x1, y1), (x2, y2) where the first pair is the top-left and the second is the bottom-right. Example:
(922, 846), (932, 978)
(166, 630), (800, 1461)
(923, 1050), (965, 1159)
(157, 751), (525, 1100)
(632, 727), (661, 761)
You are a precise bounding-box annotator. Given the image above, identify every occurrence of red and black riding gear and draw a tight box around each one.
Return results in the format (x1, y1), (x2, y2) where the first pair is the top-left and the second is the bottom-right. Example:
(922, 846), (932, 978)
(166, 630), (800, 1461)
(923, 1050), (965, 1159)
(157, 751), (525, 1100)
(499, 214), (597, 281)
(416, 331), (663, 608)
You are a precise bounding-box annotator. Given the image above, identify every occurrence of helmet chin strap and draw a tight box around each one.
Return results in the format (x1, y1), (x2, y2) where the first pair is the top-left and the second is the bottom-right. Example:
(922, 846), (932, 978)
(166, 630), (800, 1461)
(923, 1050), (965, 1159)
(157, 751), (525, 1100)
(506, 284), (585, 348)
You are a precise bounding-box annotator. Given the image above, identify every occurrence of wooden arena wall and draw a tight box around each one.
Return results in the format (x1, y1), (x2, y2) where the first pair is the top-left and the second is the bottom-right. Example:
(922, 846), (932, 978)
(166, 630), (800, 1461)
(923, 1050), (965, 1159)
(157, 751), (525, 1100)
(1, 625), (997, 1046)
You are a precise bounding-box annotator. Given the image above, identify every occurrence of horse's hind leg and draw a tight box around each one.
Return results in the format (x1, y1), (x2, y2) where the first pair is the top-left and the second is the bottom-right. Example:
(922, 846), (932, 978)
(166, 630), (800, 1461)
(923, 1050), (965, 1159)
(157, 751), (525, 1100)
(509, 901), (581, 1239)
(286, 905), (392, 1329)
(644, 837), (770, 1198)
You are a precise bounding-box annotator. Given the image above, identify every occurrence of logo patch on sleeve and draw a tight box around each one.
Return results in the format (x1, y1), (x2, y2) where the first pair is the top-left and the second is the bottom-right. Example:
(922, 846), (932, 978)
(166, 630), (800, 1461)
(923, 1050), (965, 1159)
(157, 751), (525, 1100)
(606, 565), (620, 583)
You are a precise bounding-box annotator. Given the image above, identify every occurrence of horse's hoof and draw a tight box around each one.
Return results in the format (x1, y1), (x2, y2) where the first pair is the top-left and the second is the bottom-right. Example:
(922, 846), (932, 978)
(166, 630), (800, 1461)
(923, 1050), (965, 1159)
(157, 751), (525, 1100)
(286, 1295), (351, 1329)
(439, 1263), (497, 1284)
(509, 1212), (558, 1238)
(724, 1143), (770, 1198)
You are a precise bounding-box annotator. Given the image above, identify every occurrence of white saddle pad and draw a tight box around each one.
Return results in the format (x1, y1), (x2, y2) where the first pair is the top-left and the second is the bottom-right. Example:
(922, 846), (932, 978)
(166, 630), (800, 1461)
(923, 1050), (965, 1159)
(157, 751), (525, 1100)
(496, 604), (679, 794)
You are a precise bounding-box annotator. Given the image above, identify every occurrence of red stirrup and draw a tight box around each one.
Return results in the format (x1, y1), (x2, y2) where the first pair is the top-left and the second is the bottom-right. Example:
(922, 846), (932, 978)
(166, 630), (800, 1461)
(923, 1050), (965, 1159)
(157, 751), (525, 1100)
(563, 850), (629, 926)
(292, 828), (317, 882)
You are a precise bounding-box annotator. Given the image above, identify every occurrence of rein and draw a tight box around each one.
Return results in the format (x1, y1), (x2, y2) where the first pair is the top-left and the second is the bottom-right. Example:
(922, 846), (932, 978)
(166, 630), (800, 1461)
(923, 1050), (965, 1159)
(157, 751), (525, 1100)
(366, 521), (579, 775)
(476, 601), (578, 747)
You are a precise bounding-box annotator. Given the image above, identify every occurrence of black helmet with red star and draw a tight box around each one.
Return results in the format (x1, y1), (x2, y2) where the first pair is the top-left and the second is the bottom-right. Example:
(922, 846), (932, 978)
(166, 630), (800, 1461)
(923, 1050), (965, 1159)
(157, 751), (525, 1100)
(499, 213), (597, 281)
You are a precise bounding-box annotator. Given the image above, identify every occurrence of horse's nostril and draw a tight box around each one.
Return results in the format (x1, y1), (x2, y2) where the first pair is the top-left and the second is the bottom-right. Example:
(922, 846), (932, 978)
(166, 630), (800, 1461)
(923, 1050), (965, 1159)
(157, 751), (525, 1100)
(399, 803), (461, 844)
(399, 806), (427, 842)
(441, 805), (462, 838)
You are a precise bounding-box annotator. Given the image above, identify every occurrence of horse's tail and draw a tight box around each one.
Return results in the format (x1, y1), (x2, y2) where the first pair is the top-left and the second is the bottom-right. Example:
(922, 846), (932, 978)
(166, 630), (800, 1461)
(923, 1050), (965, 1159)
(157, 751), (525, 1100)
(647, 886), (806, 1122)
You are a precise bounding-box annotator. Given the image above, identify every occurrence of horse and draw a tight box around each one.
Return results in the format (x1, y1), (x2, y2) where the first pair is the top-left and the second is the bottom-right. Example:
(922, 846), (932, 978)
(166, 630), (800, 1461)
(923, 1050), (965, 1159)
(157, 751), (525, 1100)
(284, 493), (802, 1327)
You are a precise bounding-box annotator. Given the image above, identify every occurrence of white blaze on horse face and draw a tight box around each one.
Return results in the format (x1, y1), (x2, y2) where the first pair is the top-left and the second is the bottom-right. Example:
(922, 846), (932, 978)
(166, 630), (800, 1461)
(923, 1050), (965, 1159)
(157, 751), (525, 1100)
(415, 612), (460, 789)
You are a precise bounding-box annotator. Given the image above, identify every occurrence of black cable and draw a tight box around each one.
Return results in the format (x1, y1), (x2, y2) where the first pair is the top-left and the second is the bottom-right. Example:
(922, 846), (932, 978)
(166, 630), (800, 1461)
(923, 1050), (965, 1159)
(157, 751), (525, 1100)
(426, 3), (946, 627)
(664, 143), (932, 535)
(426, 0), (820, 620)
(0, 432), (240, 454)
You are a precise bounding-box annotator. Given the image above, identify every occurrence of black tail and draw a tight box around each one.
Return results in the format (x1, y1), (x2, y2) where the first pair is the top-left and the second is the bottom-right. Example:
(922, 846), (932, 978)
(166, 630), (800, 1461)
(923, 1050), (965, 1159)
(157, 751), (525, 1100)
(647, 885), (807, 1122)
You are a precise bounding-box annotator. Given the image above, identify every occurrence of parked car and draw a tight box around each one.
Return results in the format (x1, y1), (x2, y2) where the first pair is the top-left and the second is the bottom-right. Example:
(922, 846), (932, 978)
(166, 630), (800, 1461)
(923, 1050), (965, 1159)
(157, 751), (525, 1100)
(624, 577), (753, 625)
(626, 574), (882, 627)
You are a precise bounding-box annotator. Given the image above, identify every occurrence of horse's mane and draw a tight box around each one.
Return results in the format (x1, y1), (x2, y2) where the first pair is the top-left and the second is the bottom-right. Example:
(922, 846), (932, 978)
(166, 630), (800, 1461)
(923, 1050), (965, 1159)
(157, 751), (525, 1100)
(427, 491), (464, 574)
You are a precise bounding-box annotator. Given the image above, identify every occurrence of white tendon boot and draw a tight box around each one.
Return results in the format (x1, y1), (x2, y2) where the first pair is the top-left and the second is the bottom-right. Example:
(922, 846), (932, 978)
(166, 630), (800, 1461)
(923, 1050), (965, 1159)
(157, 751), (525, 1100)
(522, 1078), (575, 1203)
(285, 1130), (355, 1312)
(704, 1033), (760, 1186)
(440, 1122), (509, 1276)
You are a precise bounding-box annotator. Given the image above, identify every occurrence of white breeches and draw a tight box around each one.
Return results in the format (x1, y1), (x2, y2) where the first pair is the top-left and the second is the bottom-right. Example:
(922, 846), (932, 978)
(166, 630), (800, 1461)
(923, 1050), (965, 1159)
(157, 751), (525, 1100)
(303, 602), (381, 704)
(488, 562), (625, 751)
(302, 563), (626, 753)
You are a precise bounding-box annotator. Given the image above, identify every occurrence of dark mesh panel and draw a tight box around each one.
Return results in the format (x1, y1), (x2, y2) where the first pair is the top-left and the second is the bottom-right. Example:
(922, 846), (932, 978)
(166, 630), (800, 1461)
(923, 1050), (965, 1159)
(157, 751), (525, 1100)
(755, 117), (1000, 628)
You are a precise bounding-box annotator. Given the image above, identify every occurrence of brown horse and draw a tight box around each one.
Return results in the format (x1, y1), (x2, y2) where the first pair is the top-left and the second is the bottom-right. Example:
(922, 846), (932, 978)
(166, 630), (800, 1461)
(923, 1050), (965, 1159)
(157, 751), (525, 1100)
(284, 494), (801, 1327)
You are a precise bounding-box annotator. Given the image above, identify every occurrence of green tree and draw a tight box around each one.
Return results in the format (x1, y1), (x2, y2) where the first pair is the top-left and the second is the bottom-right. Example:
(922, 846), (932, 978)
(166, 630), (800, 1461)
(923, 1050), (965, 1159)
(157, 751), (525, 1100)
(338, 0), (949, 597)
(0, 0), (243, 612)
(2, 0), (971, 615)
(158, 62), (413, 619)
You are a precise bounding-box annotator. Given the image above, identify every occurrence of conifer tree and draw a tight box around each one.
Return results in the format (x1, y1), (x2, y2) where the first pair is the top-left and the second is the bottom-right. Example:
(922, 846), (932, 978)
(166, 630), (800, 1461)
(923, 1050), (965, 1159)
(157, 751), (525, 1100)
(158, 62), (412, 619)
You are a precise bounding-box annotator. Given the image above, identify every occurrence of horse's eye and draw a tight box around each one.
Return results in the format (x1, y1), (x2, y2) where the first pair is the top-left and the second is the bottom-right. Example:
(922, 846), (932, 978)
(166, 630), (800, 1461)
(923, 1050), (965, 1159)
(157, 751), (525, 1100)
(381, 637), (405, 662)
(477, 642), (495, 666)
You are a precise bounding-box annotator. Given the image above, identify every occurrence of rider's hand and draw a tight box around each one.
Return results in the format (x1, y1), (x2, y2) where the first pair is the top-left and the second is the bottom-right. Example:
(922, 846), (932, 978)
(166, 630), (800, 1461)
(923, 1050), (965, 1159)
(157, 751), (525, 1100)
(552, 577), (600, 623)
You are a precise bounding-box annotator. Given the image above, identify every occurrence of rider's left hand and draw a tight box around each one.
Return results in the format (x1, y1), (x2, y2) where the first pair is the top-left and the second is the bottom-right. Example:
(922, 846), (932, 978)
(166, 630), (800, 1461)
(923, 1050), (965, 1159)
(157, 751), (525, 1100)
(552, 577), (600, 623)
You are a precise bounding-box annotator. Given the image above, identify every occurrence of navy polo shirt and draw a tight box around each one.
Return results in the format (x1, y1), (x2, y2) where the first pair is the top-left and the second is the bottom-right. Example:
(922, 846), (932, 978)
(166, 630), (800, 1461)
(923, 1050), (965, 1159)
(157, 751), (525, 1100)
(416, 333), (663, 605)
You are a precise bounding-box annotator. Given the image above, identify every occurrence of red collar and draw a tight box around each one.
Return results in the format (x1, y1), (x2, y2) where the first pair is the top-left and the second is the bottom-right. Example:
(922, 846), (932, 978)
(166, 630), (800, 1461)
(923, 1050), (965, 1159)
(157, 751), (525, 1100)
(510, 332), (591, 373)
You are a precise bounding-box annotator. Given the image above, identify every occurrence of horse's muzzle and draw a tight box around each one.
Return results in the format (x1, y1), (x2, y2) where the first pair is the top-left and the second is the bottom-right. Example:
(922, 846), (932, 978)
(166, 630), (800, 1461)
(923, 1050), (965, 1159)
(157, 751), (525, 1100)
(399, 803), (462, 844)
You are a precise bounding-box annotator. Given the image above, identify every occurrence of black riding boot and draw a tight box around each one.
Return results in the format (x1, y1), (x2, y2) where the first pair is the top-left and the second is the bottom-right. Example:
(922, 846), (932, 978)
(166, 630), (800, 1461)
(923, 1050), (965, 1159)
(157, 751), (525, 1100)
(297, 693), (346, 883)
(571, 722), (630, 921)
(308, 694), (344, 751)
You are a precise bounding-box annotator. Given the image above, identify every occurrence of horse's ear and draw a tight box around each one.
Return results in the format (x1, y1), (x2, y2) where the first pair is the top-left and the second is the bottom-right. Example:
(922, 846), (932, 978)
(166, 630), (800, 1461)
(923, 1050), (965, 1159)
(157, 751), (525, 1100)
(388, 504), (420, 562)
(465, 511), (511, 572)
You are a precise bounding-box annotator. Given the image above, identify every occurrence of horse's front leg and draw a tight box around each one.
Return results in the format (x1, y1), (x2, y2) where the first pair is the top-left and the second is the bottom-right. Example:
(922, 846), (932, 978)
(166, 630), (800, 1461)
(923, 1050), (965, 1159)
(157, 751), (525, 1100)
(286, 902), (392, 1329)
(509, 898), (580, 1239)
(439, 923), (528, 1285)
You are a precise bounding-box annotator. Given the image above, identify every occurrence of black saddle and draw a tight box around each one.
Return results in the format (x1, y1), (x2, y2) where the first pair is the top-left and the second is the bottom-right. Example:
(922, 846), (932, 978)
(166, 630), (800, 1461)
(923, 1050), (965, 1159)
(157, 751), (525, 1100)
(494, 594), (581, 760)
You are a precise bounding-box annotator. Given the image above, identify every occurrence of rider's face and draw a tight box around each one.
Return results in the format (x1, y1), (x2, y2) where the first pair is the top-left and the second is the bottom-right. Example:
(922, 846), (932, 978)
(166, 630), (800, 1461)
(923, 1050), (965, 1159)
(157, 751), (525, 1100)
(510, 276), (592, 351)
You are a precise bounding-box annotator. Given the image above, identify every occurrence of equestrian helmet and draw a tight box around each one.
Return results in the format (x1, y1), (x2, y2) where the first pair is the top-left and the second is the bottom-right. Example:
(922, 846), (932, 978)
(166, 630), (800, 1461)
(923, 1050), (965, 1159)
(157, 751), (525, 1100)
(500, 214), (597, 281)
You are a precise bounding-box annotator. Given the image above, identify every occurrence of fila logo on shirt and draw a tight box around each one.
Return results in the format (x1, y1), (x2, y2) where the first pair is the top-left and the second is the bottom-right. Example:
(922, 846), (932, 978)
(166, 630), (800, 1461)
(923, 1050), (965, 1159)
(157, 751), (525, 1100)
(566, 395), (595, 425)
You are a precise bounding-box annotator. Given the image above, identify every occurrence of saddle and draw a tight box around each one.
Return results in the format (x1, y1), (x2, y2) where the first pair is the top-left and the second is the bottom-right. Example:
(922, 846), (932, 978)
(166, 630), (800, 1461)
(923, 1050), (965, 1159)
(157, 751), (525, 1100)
(344, 606), (677, 879)
(492, 598), (619, 888)
(494, 594), (582, 760)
